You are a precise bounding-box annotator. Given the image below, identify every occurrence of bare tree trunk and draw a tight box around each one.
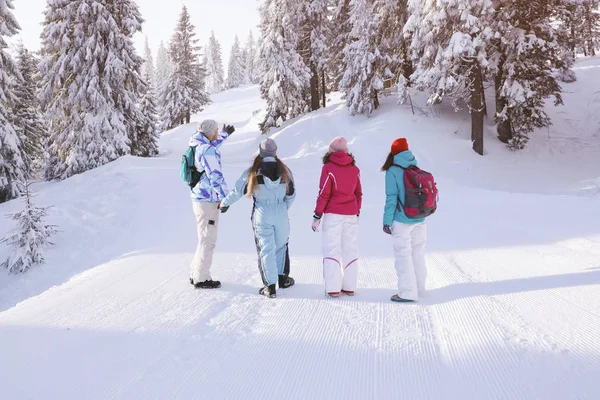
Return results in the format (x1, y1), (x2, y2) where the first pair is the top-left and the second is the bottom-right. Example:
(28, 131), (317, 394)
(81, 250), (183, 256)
(310, 66), (320, 111)
(586, 4), (597, 56)
(468, 59), (484, 155)
(495, 56), (513, 144)
(321, 70), (326, 108)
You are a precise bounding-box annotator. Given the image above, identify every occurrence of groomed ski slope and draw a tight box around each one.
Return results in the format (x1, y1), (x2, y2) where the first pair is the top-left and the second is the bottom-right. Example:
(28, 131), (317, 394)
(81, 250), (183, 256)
(1, 58), (600, 399)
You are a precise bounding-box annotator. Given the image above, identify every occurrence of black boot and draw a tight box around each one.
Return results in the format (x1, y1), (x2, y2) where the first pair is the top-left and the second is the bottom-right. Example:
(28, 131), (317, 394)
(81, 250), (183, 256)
(259, 284), (277, 298)
(191, 279), (221, 289)
(278, 275), (295, 289)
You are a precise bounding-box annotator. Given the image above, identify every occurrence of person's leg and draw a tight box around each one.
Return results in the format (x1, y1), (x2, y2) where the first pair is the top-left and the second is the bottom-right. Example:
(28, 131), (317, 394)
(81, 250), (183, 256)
(392, 222), (418, 301)
(412, 222), (428, 297)
(322, 214), (345, 294)
(190, 202), (220, 285)
(341, 216), (359, 294)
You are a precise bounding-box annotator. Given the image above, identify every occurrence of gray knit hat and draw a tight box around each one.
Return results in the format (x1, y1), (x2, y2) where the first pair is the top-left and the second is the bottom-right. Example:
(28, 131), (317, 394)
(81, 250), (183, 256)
(199, 119), (218, 137)
(259, 138), (278, 158)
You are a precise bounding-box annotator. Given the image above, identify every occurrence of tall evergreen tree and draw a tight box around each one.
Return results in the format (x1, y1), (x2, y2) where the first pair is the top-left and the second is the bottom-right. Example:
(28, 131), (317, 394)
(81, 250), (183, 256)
(376, 0), (411, 82)
(298, 0), (329, 110)
(341, 0), (384, 116)
(0, 0), (26, 203)
(12, 44), (45, 174)
(243, 31), (258, 84)
(226, 35), (246, 88)
(159, 6), (210, 130)
(39, 0), (146, 180)
(491, 0), (563, 149)
(142, 36), (156, 90)
(258, 0), (311, 132)
(136, 79), (159, 156)
(405, 0), (494, 154)
(327, 0), (352, 92)
(206, 32), (225, 93)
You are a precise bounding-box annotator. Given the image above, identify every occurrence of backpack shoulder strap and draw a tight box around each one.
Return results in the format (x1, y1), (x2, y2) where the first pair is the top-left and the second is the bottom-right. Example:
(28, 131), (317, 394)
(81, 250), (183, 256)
(392, 163), (406, 170)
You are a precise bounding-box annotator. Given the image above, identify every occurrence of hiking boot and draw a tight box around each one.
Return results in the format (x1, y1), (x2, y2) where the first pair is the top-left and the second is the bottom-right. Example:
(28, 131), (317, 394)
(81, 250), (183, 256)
(191, 279), (221, 289)
(259, 284), (277, 298)
(341, 290), (355, 296)
(391, 294), (414, 303)
(278, 275), (295, 289)
(327, 292), (340, 298)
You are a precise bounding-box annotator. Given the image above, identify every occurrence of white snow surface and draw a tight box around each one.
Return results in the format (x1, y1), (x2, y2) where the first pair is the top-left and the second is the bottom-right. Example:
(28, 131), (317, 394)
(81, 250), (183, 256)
(1, 58), (600, 399)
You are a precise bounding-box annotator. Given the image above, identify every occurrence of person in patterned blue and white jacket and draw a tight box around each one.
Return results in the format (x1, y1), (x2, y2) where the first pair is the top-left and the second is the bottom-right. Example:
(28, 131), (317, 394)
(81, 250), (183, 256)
(188, 119), (235, 289)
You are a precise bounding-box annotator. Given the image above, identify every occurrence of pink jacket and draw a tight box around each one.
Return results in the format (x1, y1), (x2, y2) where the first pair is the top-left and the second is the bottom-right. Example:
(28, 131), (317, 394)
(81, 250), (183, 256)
(314, 152), (362, 216)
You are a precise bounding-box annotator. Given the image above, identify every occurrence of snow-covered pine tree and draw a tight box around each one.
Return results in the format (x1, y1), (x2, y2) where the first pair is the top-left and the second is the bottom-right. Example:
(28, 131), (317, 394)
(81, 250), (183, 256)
(298, 0), (329, 110)
(243, 31), (258, 84)
(405, 0), (494, 154)
(135, 56), (160, 157)
(491, 0), (563, 149)
(39, 0), (146, 180)
(206, 32), (225, 93)
(226, 35), (246, 89)
(0, 0), (27, 203)
(142, 37), (157, 90)
(160, 6), (209, 130)
(340, 0), (385, 117)
(258, 0), (311, 132)
(581, 0), (600, 56)
(155, 40), (172, 103)
(1, 180), (57, 274)
(12, 44), (45, 175)
(375, 0), (411, 83)
(327, 0), (352, 92)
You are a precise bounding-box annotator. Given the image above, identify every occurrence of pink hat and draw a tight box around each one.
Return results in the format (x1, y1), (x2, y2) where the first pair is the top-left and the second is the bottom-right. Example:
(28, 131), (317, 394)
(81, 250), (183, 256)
(329, 136), (349, 153)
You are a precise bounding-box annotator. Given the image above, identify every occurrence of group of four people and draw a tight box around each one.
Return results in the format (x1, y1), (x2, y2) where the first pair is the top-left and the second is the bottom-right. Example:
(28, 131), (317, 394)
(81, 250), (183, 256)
(187, 119), (429, 303)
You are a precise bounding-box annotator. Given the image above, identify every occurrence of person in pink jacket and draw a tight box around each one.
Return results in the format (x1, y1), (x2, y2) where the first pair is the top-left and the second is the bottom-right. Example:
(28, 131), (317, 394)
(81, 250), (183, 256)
(312, 137), (362, 297)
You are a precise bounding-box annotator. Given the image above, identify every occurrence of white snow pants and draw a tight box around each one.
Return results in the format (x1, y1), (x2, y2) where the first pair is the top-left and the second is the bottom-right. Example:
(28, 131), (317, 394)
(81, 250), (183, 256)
(190, 201), (220, 282)
(322, 214), (359, 293)
(392, 221), (427, 300)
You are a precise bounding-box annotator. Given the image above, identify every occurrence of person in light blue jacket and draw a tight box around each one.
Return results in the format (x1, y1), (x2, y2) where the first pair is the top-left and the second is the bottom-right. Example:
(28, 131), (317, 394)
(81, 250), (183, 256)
(219, 138), (296, 298)
(189, 119), (235, 290)
(382, 138), (427, 303)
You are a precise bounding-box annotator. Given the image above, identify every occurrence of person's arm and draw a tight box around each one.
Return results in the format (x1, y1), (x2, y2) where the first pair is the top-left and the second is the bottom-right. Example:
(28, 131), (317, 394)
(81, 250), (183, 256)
(314, 166), (333, 217)
(355, 169), (363, 215)
(199, 147), (228, 199)
(383, 169), (398, 226)
(213, 125), (235, 149)
(284, 169), (296, 209)
(221, 169), (249, 208)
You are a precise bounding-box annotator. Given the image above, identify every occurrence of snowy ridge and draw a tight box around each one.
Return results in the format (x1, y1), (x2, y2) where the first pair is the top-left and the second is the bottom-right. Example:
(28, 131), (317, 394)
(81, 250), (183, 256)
(1, 73), (600, 399)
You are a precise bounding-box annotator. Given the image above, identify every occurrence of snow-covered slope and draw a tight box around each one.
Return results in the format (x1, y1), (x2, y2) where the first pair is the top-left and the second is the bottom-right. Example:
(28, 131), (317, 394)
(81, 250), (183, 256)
(1, 58), (599, 400)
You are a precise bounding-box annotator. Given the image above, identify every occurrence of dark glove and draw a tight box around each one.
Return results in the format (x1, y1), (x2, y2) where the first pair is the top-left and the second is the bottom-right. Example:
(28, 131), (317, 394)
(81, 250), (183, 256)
(383, 225), (392, 235)
(218, 203), (229, 213)
(223, 124), (235, 135)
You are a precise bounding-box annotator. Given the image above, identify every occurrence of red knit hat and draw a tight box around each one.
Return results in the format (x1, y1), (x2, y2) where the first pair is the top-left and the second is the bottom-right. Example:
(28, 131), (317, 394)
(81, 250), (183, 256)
(391, 138), (409, 155)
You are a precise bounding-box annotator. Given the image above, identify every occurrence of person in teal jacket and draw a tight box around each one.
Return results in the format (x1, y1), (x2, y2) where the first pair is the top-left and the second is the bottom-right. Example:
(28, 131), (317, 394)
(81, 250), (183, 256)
(382, 138), (427, 303)
(219, 138), (296, 298)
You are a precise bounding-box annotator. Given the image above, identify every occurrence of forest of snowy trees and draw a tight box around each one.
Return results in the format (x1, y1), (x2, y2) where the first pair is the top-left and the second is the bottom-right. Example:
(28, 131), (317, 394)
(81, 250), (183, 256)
(0, 1), (257, 205)
(258, 0), (600, 154)
(2, 0), (600, 205)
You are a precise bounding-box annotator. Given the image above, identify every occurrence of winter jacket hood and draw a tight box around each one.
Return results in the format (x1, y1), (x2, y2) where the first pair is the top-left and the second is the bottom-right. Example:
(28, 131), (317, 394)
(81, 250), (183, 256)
(328, 151), (355, 166)
(393, 150), (417, 169)
(257, 157), (282, 188)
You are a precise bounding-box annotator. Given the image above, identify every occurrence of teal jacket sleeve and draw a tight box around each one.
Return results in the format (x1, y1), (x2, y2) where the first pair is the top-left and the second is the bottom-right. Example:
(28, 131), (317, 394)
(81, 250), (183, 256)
(384, 169), (400, 226)
(221, 169), (249, 207)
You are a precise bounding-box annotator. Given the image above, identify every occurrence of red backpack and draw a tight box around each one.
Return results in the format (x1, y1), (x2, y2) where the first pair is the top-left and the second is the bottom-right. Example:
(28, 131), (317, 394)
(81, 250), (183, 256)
(394, 164), (438, 219)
